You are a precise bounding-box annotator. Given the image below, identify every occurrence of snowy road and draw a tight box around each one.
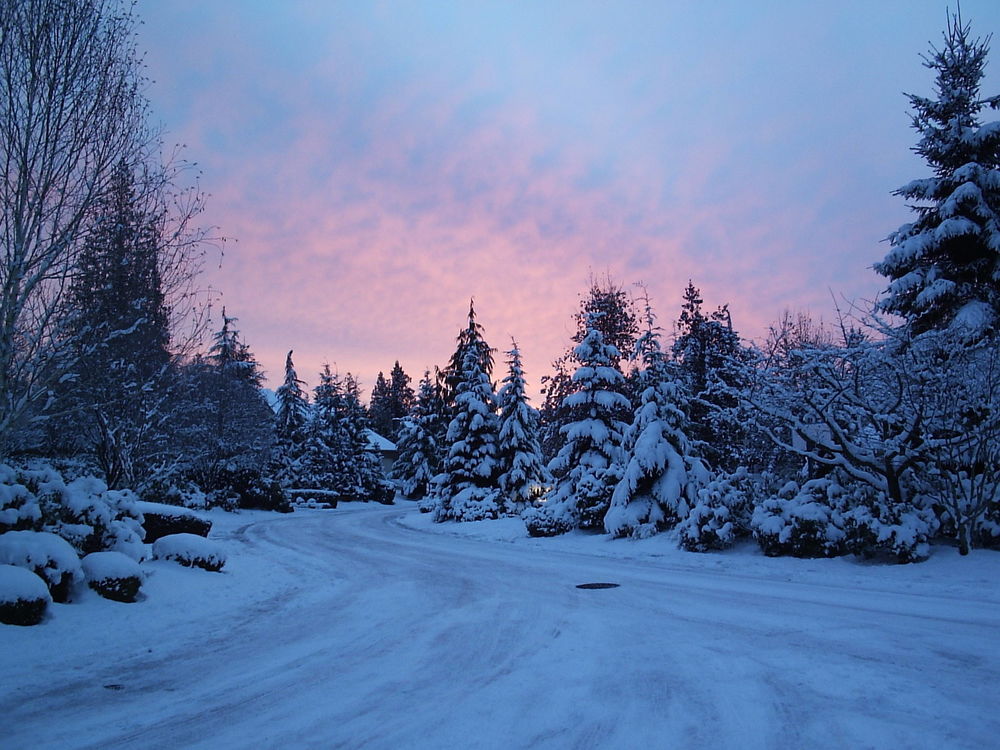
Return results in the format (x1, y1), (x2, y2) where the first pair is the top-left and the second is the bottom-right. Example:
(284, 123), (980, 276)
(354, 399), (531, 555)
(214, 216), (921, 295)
(3, 503), (1000, 749)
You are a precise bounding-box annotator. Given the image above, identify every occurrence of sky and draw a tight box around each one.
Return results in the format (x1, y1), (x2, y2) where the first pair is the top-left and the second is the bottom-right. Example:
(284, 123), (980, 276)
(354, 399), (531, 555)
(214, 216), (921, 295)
(136, 0), (1000, 400)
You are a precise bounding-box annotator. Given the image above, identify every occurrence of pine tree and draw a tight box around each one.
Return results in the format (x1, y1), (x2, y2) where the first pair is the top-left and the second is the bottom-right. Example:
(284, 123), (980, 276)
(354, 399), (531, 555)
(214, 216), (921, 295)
(442, 299), (495, 409)
(274, 350), (309, 488)
(496, 340), (548, 515)
(671, 282), (750, 471)
(393, 371), (441, 498)
(61, 160), (171, 487)
(368, 371), (393, 438)
(875, 10), (1000, 340)
(432, 307), (502, 522)
(524, 314), (630, 535)
(300, 365), (346, 494)
(204, 310), (273, 465)
(342, 372), (385, 499)
(606, 298), (706, 538)
(388, 361), (415, 427)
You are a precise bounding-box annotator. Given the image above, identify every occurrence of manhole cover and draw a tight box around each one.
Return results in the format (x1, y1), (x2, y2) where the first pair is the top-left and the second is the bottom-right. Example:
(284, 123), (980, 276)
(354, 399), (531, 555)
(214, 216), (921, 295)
(576, 582), (620, 589)
(103, 684), (125, 691)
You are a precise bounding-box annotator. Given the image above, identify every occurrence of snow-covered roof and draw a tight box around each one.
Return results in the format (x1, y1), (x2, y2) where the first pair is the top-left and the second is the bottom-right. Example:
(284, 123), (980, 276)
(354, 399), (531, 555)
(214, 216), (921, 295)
(365, 429), (397, 452)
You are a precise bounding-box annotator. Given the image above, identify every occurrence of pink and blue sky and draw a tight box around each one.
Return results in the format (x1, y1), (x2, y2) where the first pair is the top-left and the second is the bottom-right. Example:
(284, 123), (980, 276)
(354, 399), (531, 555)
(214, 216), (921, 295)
(137, 0), (1000, 398)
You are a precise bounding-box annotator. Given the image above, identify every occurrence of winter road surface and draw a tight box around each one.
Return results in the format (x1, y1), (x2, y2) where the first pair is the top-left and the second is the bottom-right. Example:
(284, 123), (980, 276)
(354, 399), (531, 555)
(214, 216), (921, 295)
(3, 503), (999, 750)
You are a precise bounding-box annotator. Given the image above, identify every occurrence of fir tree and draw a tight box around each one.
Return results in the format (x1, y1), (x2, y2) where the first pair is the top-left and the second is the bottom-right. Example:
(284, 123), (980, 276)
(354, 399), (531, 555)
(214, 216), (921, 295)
(496, 340), (548, 515)
(606, 297), (706, 538)
(524, 314), (630, 535)
(274, 350), (309, 488)
(368, 371), (394, 438)
(671, 282), (750, 471)
(875, 10), (1000, 340)
(61, 160), (171, 487)
(442, 299), (495, 409)
(388, 361), (415, 426)
(393, 371), (441, 498)
(432, 309), (502, 522)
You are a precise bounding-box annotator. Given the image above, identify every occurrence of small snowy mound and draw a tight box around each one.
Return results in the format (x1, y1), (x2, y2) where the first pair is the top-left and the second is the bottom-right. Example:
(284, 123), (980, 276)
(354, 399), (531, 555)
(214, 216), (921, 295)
(0, 563), (50, 626)
(82, 551), (144, 602)
(135, 500), (212, 543)
(153, 534), (226, 572)
(0, 530), (83, 602)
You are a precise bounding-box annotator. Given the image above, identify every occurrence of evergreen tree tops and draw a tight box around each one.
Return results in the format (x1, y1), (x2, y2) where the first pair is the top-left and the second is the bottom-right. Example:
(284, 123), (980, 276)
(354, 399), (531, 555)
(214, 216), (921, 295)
(876, 10), (1000, 339)
(275, 350), (308, 440)
(209, 308), (264, 387)
(606, 298), (705, 539)
(496, 340), (548, 514)
(525, 313), (631, 535)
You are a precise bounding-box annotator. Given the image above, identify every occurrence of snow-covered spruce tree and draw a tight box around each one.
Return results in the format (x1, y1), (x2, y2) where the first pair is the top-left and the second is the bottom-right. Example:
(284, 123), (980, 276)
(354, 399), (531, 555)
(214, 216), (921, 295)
(432, 307), (502, 522)
(605, 298), (706, 539)
(393, 371), (441, 499)
(298, 365), (346, 496)
(368, 371), (394, 440)
(524, 315), (630, 536)
(671, 282), (751, 472)
(342, 373), (385, 500)
(273, 350), (310, 488)
(388, 362), (415, 433)
(496, 340), (549, 515)
(441, 299), (495, 411)
(58, 160), (172, 488)
(539, 277), (638, 463)
(875, 11), (1000, 340)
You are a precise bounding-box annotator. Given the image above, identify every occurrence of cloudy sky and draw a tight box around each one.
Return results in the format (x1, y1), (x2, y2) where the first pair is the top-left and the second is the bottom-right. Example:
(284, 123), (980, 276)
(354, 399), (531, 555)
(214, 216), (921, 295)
(137, 0), (1000, 398)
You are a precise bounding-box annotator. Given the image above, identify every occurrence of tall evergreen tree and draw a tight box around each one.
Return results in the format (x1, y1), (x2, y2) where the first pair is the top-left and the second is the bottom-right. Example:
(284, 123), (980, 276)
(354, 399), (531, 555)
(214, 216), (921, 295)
(441, 299), (495, 409)
(393, 370), (441, 498)
(524, 314), (630, 536)
(61, 161), (171, 487)
(388, 361), (415, 426)
(875, 10), (1000, 340)
(368, 371), (394, 438)
(671, 282), (750, 471)
(606, 298), (706, 538)
(496, 340), (548, 515)
(432, 308), (502, 522)
(274, 350), (309, 487)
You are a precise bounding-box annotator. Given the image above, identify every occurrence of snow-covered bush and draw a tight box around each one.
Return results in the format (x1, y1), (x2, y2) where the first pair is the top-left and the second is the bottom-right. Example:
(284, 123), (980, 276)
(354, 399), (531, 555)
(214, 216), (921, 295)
(49, 477), (146, 560)
(0, 564), (51, 626)
(0, 465), (42, 533)
(135, 500), (211, 543)
(0, 530), (83, 602)
(842, 489), (938, 564)
(678, 468), (768, 552)
(522, 502), (574, 538)
(1, 464), (146, 560)
(438, 486), (502, 523)
(191, 465), (291, 513)
(82, 551), (143, 602)
(153, 533), (226, 572)
(751, 479), (848, 558)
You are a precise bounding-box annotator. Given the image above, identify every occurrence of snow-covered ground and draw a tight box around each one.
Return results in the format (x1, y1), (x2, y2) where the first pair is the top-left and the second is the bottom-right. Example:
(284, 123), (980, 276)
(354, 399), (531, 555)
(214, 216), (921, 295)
(3, 502), (999, 749)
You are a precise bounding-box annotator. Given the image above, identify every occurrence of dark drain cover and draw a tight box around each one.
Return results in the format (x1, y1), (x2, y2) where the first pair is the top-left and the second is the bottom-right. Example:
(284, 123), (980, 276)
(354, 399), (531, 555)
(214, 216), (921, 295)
(103, 684), (125, 691)
(576, 582), (619, 589)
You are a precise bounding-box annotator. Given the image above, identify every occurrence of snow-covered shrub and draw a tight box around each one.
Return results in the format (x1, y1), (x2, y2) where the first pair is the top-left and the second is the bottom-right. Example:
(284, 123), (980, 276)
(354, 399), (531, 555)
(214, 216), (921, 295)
(522, 502), (574, 537)
(0, 564), (51, 626)
(191, 465), (291, 513)
(437, 487), (501, 522)
(0, 530), (83, 602)
(751, 479), (847, 558)
(139, 477), (209, 510)
(0, 465), (42, 533)
(678, 468), (767, 552)
(82, 551), (143, 602)
(842, 489), (938, 564)
(135, 501), (211, 543)
(49, 477), (146, 560)
(153, 533), (226, 572)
